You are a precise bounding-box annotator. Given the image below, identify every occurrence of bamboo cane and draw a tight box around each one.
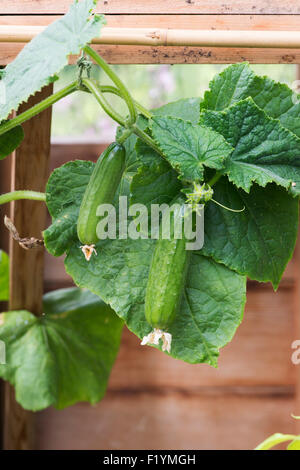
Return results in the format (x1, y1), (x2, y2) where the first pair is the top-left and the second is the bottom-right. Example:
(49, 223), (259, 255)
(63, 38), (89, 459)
(0, 25), (300, 48)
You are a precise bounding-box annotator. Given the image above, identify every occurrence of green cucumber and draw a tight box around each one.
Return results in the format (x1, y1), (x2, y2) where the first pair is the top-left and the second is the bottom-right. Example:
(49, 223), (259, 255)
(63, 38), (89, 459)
(145, 198), (190, 330)
(77, 142), (125, 245)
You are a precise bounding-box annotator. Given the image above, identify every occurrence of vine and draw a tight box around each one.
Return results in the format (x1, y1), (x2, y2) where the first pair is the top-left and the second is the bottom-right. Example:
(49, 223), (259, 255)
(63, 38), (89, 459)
(0, 0), (299, 412)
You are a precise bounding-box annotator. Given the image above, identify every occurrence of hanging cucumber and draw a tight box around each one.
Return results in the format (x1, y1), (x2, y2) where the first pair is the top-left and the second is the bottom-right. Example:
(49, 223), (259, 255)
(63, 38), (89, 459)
(77, 142), (125, 260)
(142, 197), (191, 353)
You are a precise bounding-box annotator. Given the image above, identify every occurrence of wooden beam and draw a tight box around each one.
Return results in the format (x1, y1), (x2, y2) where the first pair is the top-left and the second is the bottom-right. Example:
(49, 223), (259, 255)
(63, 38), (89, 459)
(2, 26), (300, 49)
(1, 42), (300, 65)
(2, 14), (300, 30)
(1, 15), (300, 64)
(1, 0), (300, 15)
(3, 84), (53, 450)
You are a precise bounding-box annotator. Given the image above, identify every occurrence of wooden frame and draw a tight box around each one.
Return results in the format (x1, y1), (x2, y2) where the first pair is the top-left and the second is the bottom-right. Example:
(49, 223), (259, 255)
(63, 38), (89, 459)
(0, 0), (299, 449)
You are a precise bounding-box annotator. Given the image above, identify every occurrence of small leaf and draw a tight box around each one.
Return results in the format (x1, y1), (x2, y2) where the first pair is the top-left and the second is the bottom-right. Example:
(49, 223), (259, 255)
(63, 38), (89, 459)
(0, 125), (24, 159)
(0, 287), (123, 411)
(201, 62), (300, 137)
(200, 98), (300, 195)
(151, 116), (233, 182)
(202, 179), (299, 289)
(0, 250), (9, 301)
(0, 0), (105, 121)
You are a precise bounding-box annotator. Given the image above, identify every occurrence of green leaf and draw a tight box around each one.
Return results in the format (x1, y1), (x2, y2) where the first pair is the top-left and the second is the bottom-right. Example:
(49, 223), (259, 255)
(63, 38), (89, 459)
(130, 97), (202, 207)
(201, 62), (300, 137)
(0, 125), (24, 160)
(0, 250), (9, 301)
(130, 158), (181, 209)
(44, 160), (95, 256)
(150, 116), (233, 182)
(65, 240), (246, 366)
(0, 0), (105, 121)
(200, 98), (300, 195)
(153, 97), (201, 123)
(202, 179), (299, 289)
(118, 97), (201, 172)
(0, 287), (123, 411)
(255, 433), (297, 450)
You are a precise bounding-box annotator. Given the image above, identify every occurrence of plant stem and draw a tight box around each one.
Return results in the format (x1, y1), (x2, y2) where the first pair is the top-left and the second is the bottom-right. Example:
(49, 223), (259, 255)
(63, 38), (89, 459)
(81, 83), (153, 118)
(208, 171), (222, 187)
(0, 191), (46, 205)
(82, 78), (125, 126)
(84, 45), (137, 125)
(131, 124), (163, 156)
(0, 82), (78, 136)
(103, 86), (152, 119)
(117, 127), (134, 144)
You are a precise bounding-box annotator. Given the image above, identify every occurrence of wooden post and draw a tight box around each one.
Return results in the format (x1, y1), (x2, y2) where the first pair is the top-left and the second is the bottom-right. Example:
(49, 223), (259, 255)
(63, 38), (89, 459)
(295, 66), (300, 436)
(3, 84), (53, 450)
(294, 239), (300, 435)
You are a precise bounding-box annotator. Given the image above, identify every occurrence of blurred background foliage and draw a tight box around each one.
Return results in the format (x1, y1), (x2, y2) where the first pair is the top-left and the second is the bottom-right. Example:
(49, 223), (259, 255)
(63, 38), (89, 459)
(52, 64), (297, 143)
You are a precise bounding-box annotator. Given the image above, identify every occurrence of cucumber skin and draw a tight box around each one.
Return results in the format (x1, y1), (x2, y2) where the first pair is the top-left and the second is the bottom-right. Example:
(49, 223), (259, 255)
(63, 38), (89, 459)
(77, 143), (125, 245)
(145, 204), (190, 330)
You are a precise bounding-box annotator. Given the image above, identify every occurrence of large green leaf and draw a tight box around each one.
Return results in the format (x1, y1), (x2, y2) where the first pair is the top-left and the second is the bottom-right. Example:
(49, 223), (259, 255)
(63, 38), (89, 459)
(65, 242), (246, 366)
(0, 287), (123, 411)
(0, 0), (105, 121)
(202, 179), (299, 289)
(201, 62), (300, 137)
(0, 125), (24, 160)
(200, 98), (300, 195)
(0, 250), (9, 301)
(150, 116), (233, 182)
(44, 160), (94, 256)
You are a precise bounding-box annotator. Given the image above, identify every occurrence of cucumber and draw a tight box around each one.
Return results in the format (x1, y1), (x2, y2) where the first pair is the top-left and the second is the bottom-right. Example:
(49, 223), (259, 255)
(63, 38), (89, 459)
(77, 142), (125, 246)
(145, 198), (190, 330)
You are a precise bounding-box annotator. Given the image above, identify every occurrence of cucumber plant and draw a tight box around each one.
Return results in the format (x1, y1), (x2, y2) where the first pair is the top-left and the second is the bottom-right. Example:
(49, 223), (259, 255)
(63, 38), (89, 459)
(0, 0), (299, 411)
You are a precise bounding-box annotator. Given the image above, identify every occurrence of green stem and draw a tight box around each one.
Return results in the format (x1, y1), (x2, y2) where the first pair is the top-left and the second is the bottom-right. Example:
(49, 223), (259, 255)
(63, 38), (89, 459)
(0, 82), (78, 136)
(82, 78), (125, 126)
(132, 101), (152, 120)
(108, 88), (152, 119)
(84, 45), (137, 125)
(208, 171), (222, 187)
(131, 124), (163, 156)
(81, 83), (153, 119)
(117, 127), (134, 144)
(0, 191), (46, 205)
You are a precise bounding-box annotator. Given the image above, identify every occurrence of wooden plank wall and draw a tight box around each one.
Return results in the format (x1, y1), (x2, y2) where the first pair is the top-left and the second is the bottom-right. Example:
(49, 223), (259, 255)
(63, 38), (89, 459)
(0, 0), (299, 450)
